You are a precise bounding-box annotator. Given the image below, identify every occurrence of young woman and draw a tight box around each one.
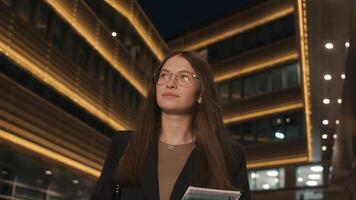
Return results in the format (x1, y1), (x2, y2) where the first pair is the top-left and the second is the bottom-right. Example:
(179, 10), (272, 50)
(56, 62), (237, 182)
(90, 51), (250, 200)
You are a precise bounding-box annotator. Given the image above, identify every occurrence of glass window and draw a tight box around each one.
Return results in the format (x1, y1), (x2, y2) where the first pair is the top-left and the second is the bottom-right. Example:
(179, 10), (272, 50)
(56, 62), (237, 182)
(244, 72), (269, 98)
(230, 79), (242, 101)
(285, 15), (296, 36)
(62, 30), (76, 60)
(284, 112), (302, 139)
(271, 68), (283, 91)
(244, 30), (257, 51)
(15, 187), (46, 200)
(271, 20), (285, 41)
(50, 17), (65, 49)
(232, 36), (244, 55)
(106, 67), (116, 91)
(75, 42), (89, 69)
(296, 164), (324, 187)
(249, 168), (285, 191)
(255, 120), (271, 143)
(227, 111), (303, 145)
(207, 15), (295, 62)
(0, 168), (15, 181)
(296, 189), (324, 200)
(17, 0), (35, 22)
(87, 52), (98, 78)
(218, 82), (230, 104)
(129, 91), (137, 110)
(35, 3), (51, 36)
(17, 174), (48, 189)
(270, 116), (285, 141)
(283, 63), (300, 88)
(228, 124), (242, 141)
(256, 26), (270, 46)
(242, 123), (255, 145)
(0, 181), (12, 196)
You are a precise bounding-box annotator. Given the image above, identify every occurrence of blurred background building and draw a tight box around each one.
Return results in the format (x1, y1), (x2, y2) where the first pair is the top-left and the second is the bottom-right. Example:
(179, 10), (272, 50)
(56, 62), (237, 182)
(0, 0), (355, 199)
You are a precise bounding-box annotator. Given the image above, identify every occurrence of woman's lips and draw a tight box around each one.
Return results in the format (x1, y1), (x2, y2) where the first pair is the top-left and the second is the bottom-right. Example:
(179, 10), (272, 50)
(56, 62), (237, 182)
(162, 93), (179, 98)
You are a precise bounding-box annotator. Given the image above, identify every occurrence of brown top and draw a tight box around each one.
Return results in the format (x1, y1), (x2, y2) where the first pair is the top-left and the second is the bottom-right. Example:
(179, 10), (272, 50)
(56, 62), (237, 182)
(158, 141), (195, 200)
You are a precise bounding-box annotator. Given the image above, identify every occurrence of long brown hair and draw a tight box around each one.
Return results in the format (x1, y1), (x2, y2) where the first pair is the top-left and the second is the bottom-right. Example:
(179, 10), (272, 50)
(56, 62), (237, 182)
(116, 50), (236, 189)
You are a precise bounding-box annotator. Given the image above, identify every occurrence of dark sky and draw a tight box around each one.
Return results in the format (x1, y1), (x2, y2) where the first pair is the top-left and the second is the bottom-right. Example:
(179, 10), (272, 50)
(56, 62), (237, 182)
(138, 0), (259, 41)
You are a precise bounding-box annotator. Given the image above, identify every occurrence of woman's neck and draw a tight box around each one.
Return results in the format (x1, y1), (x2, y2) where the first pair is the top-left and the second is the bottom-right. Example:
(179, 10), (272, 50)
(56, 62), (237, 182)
(159, 112), (195, 145)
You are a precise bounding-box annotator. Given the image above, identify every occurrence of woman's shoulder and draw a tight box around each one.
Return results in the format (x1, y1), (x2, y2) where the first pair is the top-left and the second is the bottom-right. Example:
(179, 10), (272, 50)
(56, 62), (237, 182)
(111, 130), (133, 142)
(226, 139), (245, 155)
(109, 130), (133, 153)
(225, 139), (247, 167)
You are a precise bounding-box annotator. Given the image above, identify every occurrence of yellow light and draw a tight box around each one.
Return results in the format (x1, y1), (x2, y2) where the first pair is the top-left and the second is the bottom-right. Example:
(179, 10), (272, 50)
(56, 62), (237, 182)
(224, 101), (303, 124)
(0, 41), (129, 131)
(104, 0), (168, 61)
(170, 1), (295, 51)
(215, 51), (298, 82)
(247, 155), (308, 169)
(0, 129), (100, 178)
(297, 0), (314, 162)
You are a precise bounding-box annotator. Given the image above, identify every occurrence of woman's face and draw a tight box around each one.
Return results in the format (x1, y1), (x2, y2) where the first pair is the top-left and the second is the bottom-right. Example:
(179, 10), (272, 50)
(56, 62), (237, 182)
(156, 55), (200, 114)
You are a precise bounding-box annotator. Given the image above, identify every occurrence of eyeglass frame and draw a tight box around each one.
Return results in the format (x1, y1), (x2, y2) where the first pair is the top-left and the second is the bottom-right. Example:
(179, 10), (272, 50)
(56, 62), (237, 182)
(153, 69), (200, 87)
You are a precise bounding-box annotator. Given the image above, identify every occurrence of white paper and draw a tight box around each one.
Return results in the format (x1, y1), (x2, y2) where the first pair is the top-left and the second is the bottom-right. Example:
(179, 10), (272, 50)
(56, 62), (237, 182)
(182, 186), (241, 200)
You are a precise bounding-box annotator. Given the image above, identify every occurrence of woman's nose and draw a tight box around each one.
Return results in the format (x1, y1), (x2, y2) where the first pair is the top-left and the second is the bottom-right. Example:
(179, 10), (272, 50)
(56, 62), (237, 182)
(166, 74), (178, 88)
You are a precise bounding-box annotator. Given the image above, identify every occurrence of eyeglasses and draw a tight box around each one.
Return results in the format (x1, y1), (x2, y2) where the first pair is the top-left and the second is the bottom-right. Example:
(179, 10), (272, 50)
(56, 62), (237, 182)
(153, 70), (199, 87)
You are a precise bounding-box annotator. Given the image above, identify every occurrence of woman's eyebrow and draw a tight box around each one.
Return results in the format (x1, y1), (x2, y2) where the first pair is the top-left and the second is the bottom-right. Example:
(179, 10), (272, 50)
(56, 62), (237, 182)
(161, 69), (194, 73)
(178, 70), (194, 73)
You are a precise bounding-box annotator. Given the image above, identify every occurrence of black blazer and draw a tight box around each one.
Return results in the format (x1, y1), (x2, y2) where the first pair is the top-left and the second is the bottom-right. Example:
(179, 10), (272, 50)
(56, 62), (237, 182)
(90, 131), (251, 200)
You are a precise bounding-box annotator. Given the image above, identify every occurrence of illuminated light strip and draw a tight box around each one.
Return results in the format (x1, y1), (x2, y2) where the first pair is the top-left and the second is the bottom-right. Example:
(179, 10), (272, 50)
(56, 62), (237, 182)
(224, 101), (303, 124)
(170, 1), (294, 50)
(104, 0), (168, 61)
(297, 0), (313, 161)
(247, 155), (308, 169)
(215, 51), (298, 82)
(0, 40), (128, 131)
(0, 129), (100, 178)
(45, 0), (147, 97)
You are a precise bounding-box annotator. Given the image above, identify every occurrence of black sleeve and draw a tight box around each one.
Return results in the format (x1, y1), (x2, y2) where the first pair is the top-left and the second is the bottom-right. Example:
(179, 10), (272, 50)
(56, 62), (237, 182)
(90, 132), (131, 200)
(230, 143), (251, 200)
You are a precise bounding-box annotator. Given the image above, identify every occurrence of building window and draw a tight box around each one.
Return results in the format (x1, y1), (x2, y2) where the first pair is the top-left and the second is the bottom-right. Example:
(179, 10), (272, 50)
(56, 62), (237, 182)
(17, 0), (35, 23)
(218, 62), (300, 104)
(62, 30), (76, 61)
(207, 15), (295, 63)
(218, 82), (230, 104)
(75, 42), (89, 69)
(296, 189), (324, 200)
(244, 71), (269, 98)
(230, 79), (242, 101)
(227, 111), (304, 145)
(35, 3), (51, 37)
(87, 52), (99, 78)
(283, 63), (300, 88)
(271, 68), (283, 91)
(249, 168), (285, 191)
(296, 164), (324, 187)
(50, 17), (65, 49)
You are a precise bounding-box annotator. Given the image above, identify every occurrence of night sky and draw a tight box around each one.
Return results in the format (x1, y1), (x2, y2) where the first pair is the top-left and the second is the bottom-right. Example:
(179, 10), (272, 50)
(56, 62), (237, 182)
(138, 0), (260, 41)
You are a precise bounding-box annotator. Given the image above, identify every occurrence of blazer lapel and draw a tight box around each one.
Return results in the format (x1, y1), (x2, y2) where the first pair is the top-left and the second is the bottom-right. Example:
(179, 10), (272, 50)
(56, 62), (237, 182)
(169, 148), (199, 200)
(140, 143), (160, 200)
